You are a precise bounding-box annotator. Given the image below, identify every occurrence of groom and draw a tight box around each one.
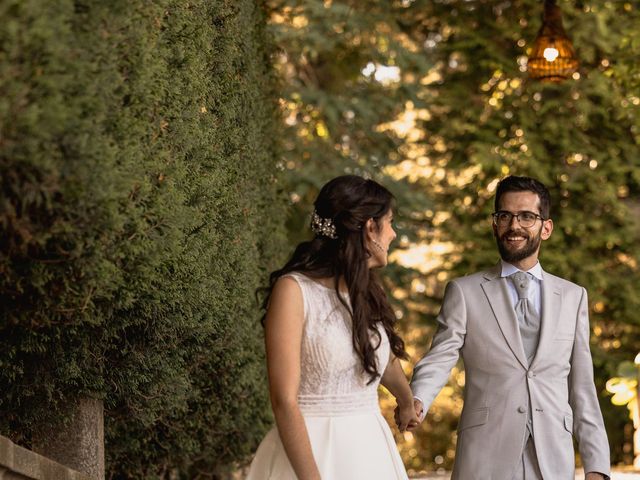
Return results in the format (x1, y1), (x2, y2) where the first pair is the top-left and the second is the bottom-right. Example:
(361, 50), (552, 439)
(409, 176), (610, 479)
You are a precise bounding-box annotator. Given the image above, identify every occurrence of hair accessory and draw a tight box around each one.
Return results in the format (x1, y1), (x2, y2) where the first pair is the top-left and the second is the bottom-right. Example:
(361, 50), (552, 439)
(311, 211), (338, 239)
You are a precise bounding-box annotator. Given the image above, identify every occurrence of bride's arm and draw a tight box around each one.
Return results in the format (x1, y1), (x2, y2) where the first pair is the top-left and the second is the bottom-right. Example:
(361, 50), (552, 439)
(265, 277), (321, 480)
(381, 355), (419, 431)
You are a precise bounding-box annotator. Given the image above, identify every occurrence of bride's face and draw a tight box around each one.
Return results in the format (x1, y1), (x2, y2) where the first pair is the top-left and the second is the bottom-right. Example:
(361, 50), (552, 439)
(366, 209), (396, 269)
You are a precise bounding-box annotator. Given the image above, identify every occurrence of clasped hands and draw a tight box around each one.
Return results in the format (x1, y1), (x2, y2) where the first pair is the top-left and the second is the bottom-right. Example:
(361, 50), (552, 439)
(394, 398), (424, 432)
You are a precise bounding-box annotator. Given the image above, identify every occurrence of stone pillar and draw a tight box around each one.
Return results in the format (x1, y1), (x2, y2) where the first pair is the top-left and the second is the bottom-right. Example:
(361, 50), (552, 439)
(32, 397), (104, 480)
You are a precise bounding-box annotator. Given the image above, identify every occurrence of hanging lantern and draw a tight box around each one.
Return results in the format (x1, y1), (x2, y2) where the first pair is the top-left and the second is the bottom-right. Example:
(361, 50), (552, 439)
(527, 0), (579, 82)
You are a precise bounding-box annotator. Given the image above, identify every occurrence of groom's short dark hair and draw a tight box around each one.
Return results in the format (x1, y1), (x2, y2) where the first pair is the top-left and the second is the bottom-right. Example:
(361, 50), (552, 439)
(495, 175), (551, 219)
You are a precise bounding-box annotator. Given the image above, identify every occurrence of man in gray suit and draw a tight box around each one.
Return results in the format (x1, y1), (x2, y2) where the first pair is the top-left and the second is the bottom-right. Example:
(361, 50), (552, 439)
(408, 176), (610, 479)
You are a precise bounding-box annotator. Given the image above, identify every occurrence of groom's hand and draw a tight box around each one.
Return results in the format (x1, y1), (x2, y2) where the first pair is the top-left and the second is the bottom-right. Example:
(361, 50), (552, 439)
(413, 398), (424, 421)
(585, 473), (607, 480)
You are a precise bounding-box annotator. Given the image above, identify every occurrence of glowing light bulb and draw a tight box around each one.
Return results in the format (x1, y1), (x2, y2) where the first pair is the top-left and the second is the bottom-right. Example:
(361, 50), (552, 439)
(543, 47), (559, 62)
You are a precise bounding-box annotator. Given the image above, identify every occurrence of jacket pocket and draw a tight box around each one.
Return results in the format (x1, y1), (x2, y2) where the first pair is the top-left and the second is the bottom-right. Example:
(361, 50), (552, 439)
(563, 414), (573, 433)
(458, 407), (489, 432)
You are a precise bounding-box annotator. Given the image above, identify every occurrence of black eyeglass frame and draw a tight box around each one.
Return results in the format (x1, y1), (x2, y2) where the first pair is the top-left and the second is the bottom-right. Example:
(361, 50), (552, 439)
(491, 210), (548, 228)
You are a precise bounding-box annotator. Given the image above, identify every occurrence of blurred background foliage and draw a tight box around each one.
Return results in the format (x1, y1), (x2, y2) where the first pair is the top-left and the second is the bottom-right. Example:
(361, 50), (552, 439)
(266, 0), (640, 475)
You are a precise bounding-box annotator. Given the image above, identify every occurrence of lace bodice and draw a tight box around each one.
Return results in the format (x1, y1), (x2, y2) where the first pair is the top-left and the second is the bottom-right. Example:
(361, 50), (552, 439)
(285, 272), (390, 415)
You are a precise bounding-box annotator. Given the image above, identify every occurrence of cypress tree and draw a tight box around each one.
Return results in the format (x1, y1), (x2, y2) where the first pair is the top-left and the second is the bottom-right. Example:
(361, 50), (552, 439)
(0, 0), (286, 476)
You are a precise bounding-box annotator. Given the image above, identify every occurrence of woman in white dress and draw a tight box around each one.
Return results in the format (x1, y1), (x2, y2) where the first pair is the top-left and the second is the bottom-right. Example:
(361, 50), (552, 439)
(247, 175), (418, 480)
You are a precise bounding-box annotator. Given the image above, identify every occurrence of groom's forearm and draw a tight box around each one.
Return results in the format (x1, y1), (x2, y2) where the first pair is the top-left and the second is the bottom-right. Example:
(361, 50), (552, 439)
(410, 340), (460, 411)
(411, 280), (467, 409)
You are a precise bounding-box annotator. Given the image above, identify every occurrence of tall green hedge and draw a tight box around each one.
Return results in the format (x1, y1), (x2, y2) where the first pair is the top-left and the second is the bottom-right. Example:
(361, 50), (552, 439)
(0, 0), (285, 476)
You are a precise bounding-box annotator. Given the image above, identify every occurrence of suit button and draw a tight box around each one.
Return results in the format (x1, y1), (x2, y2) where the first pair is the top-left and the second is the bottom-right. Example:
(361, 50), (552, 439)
(527, 371), (534, 378)
(517, 406), (526, 413)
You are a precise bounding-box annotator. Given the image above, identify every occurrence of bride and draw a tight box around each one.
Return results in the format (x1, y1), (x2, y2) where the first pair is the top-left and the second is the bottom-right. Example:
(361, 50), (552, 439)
(247, 175), (418, 480)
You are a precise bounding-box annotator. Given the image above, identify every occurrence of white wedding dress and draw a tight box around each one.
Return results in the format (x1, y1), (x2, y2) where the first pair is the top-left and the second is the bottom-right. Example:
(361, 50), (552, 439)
(246, 272), (408, 480)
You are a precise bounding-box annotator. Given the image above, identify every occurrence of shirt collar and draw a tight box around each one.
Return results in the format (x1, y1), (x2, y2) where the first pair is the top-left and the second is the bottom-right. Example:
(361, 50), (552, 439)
(500, 259), (543, 281)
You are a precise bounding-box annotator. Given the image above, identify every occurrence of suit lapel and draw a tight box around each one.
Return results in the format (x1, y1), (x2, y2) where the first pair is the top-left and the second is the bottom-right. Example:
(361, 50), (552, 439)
(530, 271), (562, 369)
(481, 266), (528, 370)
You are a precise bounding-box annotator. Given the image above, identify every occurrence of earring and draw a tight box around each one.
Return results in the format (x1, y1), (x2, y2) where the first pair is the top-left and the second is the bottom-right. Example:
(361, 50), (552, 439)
(371, 239), (385, 252)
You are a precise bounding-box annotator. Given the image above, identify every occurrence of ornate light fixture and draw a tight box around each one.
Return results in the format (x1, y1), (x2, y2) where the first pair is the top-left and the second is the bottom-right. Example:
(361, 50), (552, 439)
(527, 0), (579, 82)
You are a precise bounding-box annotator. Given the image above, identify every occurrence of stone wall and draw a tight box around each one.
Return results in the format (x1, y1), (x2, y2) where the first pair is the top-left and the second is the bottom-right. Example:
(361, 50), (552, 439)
(0, 435), (91, 480)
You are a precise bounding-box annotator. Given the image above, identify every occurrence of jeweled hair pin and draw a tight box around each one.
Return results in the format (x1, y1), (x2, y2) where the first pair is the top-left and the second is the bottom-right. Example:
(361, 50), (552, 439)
(311, 211), (338, 239)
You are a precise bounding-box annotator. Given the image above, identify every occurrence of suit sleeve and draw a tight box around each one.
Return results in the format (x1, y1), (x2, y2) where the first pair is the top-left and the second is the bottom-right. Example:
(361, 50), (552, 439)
(569, 287), (610, 477)
(411, 279), (466, 413)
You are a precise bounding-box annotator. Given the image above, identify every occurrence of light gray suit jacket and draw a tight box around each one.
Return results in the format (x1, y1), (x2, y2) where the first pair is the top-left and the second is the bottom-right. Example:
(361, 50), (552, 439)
(411, 265), (610, 479)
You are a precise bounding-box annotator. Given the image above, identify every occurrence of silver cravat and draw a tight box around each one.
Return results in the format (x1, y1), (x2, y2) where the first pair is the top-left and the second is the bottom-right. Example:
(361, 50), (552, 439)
(510, 271), (540, 365)
(510, 271), (541, 439)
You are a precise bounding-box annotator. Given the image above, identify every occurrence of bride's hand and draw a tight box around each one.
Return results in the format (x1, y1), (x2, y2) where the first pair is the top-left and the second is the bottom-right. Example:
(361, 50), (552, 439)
(394, 398), (421, 432)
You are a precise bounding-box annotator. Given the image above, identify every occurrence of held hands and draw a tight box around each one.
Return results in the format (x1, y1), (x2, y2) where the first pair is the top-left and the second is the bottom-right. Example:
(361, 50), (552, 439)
(585, 474), (607, 480)
(394, 398), (423, 432)
(413, 398), (424, 420)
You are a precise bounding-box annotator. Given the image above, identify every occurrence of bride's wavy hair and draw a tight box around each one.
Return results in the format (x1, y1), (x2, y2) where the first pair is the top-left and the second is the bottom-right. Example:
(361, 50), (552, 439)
(261, 175), (406, 383)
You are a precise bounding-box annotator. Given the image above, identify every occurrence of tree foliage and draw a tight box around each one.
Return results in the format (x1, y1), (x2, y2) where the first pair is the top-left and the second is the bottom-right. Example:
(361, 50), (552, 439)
(0, 0), (285, 477)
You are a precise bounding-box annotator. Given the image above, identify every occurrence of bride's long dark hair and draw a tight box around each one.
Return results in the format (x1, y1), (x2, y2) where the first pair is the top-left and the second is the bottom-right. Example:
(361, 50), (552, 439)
(262, 175), (406, 383)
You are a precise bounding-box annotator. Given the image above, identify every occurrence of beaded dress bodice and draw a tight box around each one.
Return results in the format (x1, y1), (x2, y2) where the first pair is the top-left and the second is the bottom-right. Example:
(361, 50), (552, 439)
(285, 272), (390, 416)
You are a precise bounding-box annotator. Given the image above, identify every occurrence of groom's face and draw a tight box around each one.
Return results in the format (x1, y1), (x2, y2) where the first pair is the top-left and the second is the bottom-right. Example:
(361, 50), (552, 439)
(493, 191), (553, 264)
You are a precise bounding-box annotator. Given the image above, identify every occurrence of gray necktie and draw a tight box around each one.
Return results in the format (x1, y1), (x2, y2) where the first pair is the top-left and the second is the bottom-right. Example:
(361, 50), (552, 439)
(510, 271), (541, 365)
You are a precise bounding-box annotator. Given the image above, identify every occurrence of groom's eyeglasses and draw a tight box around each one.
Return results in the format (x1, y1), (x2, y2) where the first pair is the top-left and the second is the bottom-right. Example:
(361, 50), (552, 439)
(492, 211), (545, 228)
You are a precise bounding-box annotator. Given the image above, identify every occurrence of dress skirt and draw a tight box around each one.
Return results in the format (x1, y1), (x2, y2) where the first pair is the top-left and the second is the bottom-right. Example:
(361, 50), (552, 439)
(246, 408), (408, 480)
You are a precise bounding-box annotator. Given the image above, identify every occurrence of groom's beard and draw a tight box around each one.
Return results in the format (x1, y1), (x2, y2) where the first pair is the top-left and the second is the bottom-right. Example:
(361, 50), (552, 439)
(496, 227), (542, 263)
